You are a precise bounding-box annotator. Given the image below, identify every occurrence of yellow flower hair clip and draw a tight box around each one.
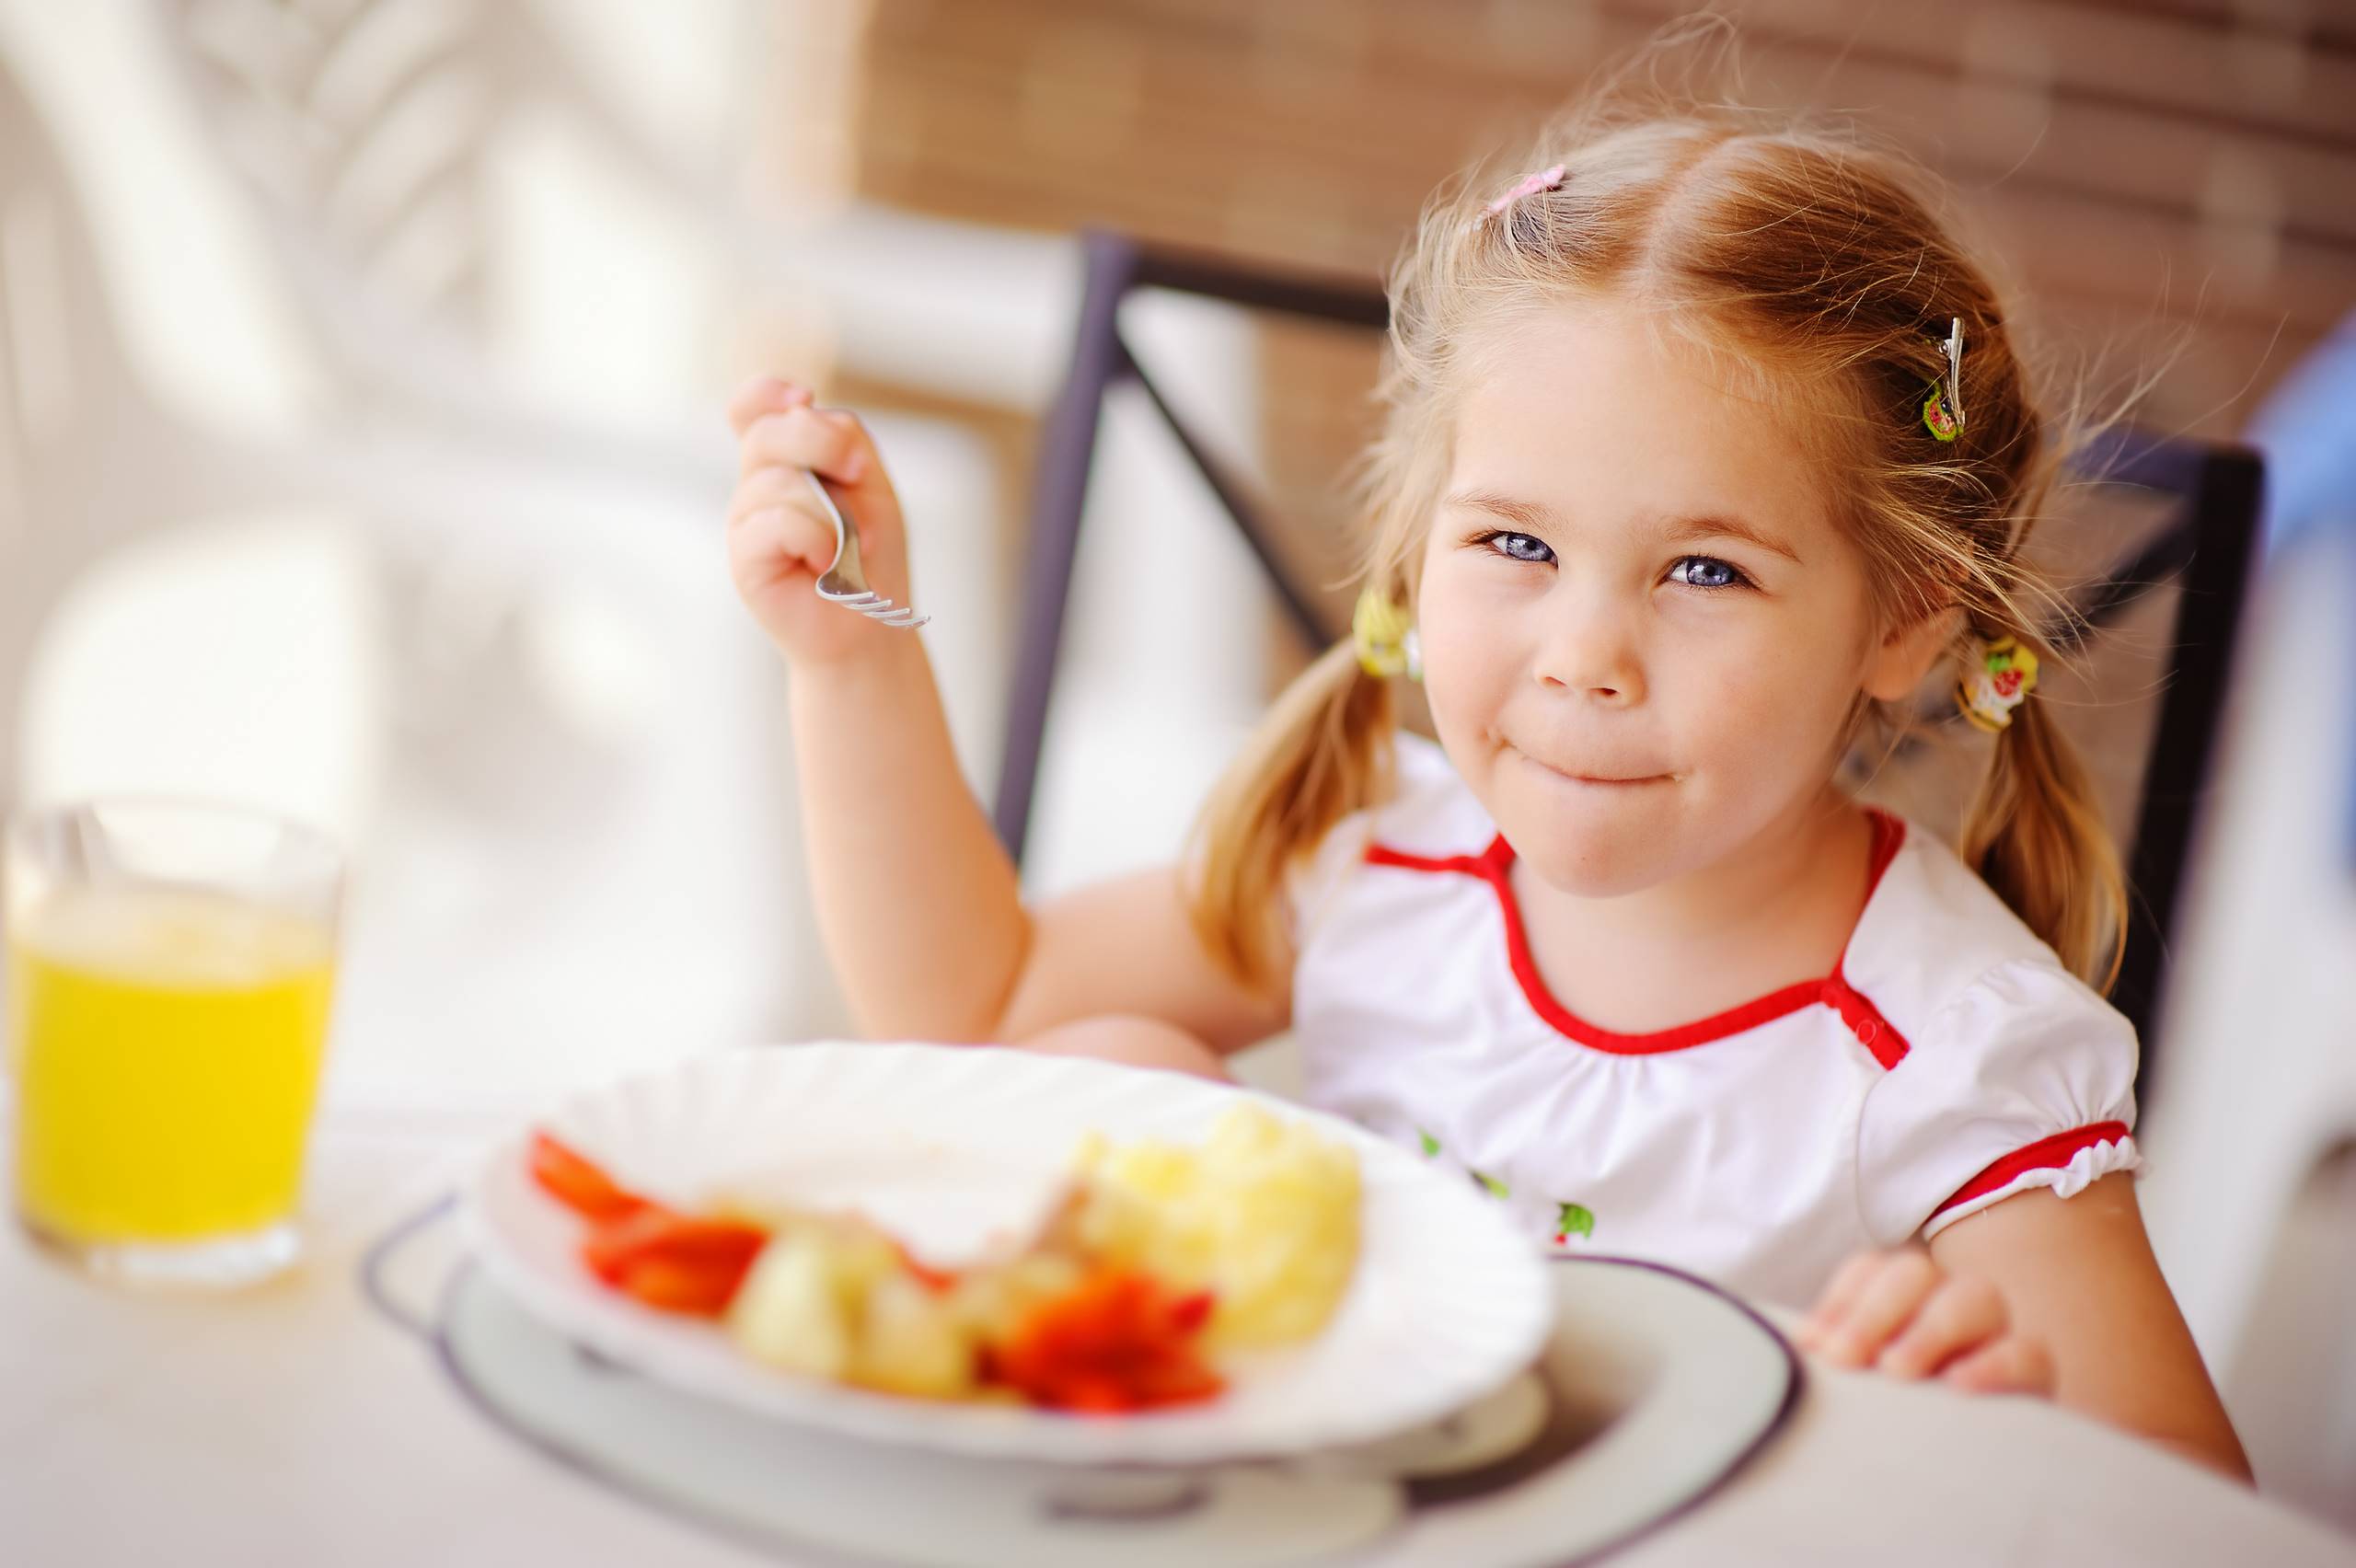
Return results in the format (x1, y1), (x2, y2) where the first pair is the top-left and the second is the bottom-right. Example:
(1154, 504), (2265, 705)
(1957, 636), (2038, 732)
(1352, 583), (1421, 681)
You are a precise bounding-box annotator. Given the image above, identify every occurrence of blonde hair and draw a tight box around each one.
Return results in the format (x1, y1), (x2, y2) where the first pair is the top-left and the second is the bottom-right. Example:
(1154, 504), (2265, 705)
(1186, 84), (2130, 998)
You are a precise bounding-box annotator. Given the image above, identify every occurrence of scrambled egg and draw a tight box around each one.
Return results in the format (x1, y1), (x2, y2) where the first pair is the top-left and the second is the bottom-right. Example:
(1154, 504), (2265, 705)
(1069, 1103), (1361, 1349)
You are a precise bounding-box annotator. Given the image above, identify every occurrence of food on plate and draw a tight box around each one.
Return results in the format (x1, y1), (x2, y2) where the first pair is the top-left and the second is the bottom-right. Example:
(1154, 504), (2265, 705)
(529, 1134), (767, 1314)
(1065, 1103), (1362, 1349)
(725, 1212), (967, 1395)
(525, 1101), (1362, 1413)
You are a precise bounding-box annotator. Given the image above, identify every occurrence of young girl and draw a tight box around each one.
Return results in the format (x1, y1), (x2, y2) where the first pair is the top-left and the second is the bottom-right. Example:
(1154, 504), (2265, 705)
(723, 105), (2247, 1477)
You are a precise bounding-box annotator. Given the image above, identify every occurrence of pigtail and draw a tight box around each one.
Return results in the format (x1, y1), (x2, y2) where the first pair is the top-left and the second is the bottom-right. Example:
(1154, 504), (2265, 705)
(1184, 638), (1399, 999)
(1954, 627), (2129, 991)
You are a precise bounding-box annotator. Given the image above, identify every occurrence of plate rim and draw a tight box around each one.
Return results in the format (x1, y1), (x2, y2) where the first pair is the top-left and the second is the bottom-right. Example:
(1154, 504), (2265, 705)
(1534, 1252), (1806, 1567)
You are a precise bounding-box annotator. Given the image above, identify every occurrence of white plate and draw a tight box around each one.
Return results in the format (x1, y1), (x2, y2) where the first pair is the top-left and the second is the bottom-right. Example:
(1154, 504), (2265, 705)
(459, 1042), (1553, 1467)
(372, 1199), (1797, 1568)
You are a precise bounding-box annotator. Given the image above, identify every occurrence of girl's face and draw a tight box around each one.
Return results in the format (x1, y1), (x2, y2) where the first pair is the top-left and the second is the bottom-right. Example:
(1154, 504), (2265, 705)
(1416, 299), (1934, 896)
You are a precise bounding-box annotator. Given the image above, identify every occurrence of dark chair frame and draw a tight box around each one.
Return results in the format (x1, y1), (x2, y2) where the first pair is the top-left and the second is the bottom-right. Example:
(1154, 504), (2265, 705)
(996, 228), (2263, 1101)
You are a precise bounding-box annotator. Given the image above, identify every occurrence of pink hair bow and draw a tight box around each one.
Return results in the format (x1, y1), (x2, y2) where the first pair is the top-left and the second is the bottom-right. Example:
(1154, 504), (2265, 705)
(1479, 162), (1566, 225)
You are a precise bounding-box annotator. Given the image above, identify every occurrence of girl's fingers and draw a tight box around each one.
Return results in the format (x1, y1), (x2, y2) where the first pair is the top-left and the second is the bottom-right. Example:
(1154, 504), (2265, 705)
(1942, 1333), (2056, 1397)
(726, 463), (813, 526)
(1874, 1274), (2007, 1378)
(727, 376), (813, 438)
(1795, 1251), (1887, 1351)
(739, 404), (872, 484)
(727, 496), (837, 577)
(1813, 1249), (1939, 1368)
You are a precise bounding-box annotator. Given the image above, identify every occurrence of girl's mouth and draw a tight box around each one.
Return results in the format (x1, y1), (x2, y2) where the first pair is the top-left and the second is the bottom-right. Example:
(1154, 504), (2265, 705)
(1511, 745), (1673, 788)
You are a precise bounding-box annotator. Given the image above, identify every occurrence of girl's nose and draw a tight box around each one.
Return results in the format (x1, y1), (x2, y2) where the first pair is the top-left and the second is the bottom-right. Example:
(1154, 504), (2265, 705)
(1530, 595), (1646, 705)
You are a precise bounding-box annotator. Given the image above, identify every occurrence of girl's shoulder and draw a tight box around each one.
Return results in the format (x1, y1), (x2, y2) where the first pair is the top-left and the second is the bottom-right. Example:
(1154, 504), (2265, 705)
(1845, 811), (2126, 1043)
(1283, 732), (1486, 940)
(1356, 730), (1492, 852)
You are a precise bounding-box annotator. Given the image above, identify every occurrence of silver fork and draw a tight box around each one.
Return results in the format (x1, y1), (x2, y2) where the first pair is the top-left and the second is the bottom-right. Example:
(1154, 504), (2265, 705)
(805, 468), (929, 629)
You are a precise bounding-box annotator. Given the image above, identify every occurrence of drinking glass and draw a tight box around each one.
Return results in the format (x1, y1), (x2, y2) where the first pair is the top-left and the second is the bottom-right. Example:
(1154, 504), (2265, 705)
(5, 799), (342, 1286)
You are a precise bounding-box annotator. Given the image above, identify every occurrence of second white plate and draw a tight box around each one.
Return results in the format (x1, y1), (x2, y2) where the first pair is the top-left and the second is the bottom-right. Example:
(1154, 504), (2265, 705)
(459, 1042), (1554, 1467)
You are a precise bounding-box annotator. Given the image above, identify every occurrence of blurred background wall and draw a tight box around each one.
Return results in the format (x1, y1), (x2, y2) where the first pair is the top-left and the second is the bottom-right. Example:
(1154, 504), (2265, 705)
(0, 0), (2350, 1529)
(852, 0), (2351, 521)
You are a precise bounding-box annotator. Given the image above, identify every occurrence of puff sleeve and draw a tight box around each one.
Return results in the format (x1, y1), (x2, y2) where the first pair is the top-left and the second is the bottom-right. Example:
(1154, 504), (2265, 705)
(1854, 956), (2142, 1244)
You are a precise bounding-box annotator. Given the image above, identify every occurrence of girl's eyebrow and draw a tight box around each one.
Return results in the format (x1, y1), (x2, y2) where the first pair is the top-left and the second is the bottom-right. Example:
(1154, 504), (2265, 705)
(1443, 488), (1557, 531)
(1443, 488), (1803, 564)
(1661, 513), (1804, 564)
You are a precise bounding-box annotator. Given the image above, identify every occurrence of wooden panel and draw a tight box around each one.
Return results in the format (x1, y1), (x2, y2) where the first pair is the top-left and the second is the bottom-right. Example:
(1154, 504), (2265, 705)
(1609, 0), (2356, 151)
(848, 0), (2356, 471)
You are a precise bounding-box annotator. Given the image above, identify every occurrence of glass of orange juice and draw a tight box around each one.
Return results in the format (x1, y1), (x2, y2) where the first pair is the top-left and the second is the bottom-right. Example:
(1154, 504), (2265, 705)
(5, 799), (341, 1287)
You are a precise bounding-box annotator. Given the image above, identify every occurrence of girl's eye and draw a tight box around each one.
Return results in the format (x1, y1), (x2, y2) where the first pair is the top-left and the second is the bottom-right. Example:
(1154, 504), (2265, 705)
(1667, 555), (1751, 591)
(1479, 531), (1555, 565)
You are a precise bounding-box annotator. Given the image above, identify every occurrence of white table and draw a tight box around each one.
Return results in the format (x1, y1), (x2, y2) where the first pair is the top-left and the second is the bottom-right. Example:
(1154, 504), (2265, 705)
(5, 1108), (2350, 1568)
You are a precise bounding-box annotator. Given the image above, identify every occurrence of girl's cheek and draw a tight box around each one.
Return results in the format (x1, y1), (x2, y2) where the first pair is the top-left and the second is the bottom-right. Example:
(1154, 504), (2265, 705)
(1700, 624), (1865, 765)
(1412, 576), (1494, 689)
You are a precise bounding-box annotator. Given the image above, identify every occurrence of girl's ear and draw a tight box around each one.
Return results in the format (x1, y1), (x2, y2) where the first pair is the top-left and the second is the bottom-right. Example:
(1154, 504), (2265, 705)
(1862, 605), (1962, 703)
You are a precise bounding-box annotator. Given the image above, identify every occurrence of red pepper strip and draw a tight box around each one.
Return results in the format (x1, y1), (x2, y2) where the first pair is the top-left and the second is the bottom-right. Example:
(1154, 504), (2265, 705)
(615, 1256), (751, 1317)
(1057, 1375), (1137, 1415)
(528, 1132), (646, 1222)
(990, 1268), (1225, 1413)
(581, 1205), (769, 1303)
(1167, 1289), (1216, 1335)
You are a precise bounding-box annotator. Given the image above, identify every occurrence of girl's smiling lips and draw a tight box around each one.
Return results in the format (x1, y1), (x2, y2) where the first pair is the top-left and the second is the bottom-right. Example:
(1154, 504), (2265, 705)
(1508, 743), (1676, 787)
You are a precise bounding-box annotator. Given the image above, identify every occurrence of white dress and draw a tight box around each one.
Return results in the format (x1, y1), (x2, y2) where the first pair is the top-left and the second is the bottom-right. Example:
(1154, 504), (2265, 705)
(1287, 738), (2142, 1309)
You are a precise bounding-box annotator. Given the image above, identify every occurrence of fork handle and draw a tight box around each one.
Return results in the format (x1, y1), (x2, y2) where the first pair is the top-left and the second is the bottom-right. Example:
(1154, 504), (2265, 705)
(805, 468), (863, 581)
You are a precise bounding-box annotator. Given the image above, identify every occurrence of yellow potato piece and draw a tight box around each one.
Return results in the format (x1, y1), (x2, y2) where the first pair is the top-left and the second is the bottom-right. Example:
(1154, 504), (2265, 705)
(852, 1272), (980, 1399)
(727, 1216), (907, 1382)
(1072, 1103), (1361, 1349)
(728, 1230), (855, 1378)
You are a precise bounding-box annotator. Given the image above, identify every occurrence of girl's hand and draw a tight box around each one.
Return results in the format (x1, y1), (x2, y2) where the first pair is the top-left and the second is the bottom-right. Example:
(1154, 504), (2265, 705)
(1795, 1247), (2056, 1395)
(725, 376), (918, 667)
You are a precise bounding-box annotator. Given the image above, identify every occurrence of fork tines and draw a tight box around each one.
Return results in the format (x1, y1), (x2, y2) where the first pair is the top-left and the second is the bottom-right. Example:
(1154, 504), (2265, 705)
(818, 586), (928, 628)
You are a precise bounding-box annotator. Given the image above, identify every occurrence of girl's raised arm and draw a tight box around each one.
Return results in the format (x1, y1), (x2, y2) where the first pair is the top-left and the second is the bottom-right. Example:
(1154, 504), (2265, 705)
(726, 379), (1286, 1052)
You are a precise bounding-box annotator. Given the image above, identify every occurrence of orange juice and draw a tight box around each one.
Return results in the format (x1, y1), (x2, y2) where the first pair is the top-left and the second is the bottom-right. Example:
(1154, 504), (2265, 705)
(7, 883), (337, 1244)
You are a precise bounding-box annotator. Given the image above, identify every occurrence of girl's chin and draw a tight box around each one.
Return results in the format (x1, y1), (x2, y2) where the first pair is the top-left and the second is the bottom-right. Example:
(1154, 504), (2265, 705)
(1509, 840), (1681, 899)
(1500, 818), (1685, 897)
(1493, 780), (1698, 896)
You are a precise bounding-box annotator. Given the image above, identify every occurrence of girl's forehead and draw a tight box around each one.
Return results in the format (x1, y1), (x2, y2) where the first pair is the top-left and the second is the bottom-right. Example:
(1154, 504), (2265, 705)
(1449, 301), (1830, 523)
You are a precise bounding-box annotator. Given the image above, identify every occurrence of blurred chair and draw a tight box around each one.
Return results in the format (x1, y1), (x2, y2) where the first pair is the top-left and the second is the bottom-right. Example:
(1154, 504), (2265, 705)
(999, 229), (2264, 1085)
(0, 43), (882, 1105)
(145, 0), (1036, 879)
(0, 50), (318, 821)
(146, 0), (1079, 441)
(991, 232), (1383, 856)
(151, 0), (742, 488)
(2136, 500), (2356, 1508)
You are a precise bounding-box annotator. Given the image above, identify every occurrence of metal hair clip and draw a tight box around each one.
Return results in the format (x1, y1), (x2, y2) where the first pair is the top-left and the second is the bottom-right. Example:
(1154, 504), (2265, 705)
(1922, 317), (1965, 442)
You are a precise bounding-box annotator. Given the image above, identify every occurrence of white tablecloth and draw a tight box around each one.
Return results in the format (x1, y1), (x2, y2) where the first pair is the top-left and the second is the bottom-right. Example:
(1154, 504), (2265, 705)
(5, 1108), (2350, 1568)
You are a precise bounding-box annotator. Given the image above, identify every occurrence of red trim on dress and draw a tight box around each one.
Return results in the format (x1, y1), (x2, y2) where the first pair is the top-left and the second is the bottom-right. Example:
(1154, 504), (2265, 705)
(1364, 808), (1914, 1064)
(1931, 1121), (2132, 1217)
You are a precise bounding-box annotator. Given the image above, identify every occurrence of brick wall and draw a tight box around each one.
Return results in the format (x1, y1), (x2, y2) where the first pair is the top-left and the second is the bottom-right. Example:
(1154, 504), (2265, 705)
(848, 0), (2355, 649)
